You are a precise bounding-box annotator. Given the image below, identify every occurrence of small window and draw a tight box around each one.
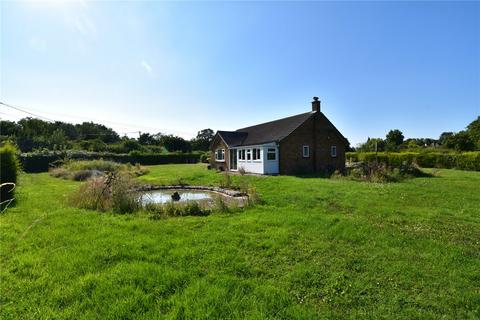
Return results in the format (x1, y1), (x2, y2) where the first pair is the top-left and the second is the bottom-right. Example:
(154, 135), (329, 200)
(215, 149), (225, 161)
(267, 148), (276, 160)
(331, 146), (337, 158)
(252, 148), (261, 161)
(246, 149), (252, 161)
(303, 145), (310, 158)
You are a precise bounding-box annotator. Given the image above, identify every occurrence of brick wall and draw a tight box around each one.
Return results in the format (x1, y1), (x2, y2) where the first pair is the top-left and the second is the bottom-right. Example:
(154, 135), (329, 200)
(210, 138), (229, 171)
(279, 113), (346, 175)
(279, 117), (316, 174)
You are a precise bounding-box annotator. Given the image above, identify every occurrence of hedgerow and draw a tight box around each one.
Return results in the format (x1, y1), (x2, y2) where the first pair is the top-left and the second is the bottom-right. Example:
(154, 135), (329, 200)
(20, 151), (202, 173)
(346, 151), (480, 171)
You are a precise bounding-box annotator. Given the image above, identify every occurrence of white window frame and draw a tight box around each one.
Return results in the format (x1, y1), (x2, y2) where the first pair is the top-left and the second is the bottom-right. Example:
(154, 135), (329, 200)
(246, 149), (252, 161)
(215, 149), (225, 162)
(331, 146), (337, 158)
(303, 145), (310, 158)
(238, 149), (246, 161)
(266, 148), (276, 161)
(252, 148), (261, 161)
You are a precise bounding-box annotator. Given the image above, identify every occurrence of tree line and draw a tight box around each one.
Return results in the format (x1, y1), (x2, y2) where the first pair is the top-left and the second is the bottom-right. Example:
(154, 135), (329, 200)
(356, 116), (480, 152)
(0, 118), (215, 153)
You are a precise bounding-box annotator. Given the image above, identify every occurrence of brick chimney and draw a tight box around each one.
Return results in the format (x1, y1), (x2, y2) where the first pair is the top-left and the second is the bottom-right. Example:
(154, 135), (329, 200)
(312, 96), (320, 112)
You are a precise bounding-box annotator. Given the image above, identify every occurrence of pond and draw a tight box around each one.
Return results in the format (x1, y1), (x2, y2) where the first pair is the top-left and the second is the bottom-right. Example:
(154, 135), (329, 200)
(141, 189), (216, 204)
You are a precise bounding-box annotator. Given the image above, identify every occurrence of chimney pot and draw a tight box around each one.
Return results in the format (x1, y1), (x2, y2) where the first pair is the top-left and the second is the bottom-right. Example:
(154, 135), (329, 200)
(312, 97), (321, 112)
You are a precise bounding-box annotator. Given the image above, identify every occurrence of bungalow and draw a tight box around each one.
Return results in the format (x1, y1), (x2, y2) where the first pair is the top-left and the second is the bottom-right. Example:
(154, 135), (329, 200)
(210, 97), (349, 175)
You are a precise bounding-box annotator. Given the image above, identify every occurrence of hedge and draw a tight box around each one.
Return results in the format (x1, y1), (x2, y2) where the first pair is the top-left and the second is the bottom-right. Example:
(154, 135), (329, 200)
(20, 151), (203, 173)
(346, 152), (480, 171)
(1, 143), (20, 206)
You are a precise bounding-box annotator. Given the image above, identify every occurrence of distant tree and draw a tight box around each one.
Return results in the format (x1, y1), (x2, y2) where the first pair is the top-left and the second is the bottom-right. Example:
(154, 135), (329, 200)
(89, 139), (108, 152)
(0, 120), (21, 136)
(386, 129), (404, 146)
(357, 138), (385, 152)
(138, 133), (157, 145)
(190, 128), (214, 151)
(439, 132), (454, 146)
(54, 121), (79, 140)
(444, 131), (475, 151)
(123, 139), (144, 153)
(18, 117), (54, 137)
(466, 116), (480, 150)
(49, 129), (69, 150)
(404, 138), (423, 149)
(76, 122), (120, 143)
(157, 134), (191, 153)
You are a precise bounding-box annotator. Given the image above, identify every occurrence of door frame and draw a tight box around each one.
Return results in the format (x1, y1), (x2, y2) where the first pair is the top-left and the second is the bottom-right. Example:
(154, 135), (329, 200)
(229, 148), (238, 171)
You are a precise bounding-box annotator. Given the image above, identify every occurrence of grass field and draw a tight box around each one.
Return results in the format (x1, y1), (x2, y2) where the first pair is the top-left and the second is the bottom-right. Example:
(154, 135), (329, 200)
(1, 164), (479, 319)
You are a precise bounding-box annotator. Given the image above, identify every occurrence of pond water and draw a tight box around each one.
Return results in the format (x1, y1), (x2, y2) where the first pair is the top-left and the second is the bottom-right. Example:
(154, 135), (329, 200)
(141, 189), (215, 204)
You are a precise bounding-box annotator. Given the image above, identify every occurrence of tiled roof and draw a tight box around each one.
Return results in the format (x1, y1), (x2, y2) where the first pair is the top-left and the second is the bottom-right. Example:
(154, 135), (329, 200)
(217, 111), (314, 147)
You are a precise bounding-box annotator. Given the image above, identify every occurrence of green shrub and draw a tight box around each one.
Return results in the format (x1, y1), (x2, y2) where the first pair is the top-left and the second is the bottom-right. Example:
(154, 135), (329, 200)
(199, 152), (210, 163)
(345, 162), (429, 183)
(0, 143), (20, 208)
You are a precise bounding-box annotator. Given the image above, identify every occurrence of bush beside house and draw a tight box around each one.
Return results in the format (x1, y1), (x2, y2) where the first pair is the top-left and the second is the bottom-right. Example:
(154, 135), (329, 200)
(0, 143), (20, 208)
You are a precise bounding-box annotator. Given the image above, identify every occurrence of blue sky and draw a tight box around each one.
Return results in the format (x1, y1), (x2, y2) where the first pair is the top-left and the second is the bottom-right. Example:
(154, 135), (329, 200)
(1, 1), (479, 145)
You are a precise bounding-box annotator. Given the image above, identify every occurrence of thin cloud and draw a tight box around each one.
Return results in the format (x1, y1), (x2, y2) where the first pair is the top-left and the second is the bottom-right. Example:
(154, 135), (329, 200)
(68, 15), (97, 37)
(141, 60), (153, 74)
(60, 2), (97, 38)
(28, 37), (47, 52)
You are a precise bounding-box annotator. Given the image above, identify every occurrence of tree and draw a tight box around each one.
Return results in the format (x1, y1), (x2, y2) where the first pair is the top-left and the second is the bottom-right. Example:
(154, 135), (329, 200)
(123, 139), (144, 153)
(138, 133), (157, 145)
(18, 117), (54, 137)
(386, 129), (404, 146)
(157, 134), (191, 153)
(76, 122), (120, 143)
(49, 129), (69, 150)
(466, 116), (480, 150)
(190, 128), (214, 151)
(0, 120), (21, 136)
(54, 121), (79, 140)
(357, 138), (385, 152)
(444, 131), (475, 151)
(439, 132), (454, 146)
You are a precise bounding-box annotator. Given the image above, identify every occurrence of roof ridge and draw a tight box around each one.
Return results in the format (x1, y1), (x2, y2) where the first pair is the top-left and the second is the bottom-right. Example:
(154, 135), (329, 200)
(236, 111), (313, 132)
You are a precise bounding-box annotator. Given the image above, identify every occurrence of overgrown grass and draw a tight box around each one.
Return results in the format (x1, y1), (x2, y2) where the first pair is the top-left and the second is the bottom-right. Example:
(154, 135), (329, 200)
(69, 172), (142, 214)
(1, 163), (479, 318)
(342, 161), (430, 183)
(50, 159), (149, 181)
(145, 201), (212, 219)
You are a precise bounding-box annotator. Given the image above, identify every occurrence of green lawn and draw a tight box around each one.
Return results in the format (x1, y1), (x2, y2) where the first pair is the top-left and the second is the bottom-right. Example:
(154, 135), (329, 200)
(1, 164), (479, 319)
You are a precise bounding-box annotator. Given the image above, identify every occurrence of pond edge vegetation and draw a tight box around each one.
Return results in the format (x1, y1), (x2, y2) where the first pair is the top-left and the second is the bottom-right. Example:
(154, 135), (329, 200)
(60, 161), (260, 217)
